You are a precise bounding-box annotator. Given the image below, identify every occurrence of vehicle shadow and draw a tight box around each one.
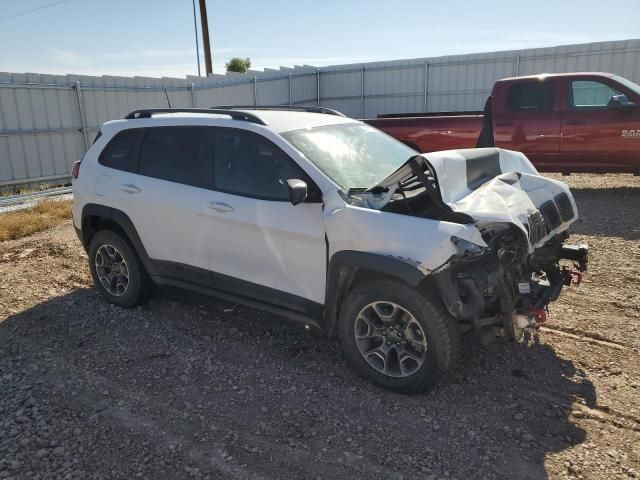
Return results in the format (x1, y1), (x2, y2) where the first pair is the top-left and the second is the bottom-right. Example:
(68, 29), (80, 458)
(570, 186), (640, 240)
(0, 287), (596, 479)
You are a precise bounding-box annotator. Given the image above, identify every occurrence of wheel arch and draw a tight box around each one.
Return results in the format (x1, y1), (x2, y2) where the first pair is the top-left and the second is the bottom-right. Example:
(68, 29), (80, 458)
(80, 204), (157, 277)
(323, 250), (428, 337)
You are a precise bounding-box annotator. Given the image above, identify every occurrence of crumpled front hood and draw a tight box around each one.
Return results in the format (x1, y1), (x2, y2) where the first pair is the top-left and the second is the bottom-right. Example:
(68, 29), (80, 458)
(425, 148), (579, 251)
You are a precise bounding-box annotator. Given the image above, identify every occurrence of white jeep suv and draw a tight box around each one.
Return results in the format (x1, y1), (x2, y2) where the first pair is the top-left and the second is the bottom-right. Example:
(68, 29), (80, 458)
(72, 106), (587, 393)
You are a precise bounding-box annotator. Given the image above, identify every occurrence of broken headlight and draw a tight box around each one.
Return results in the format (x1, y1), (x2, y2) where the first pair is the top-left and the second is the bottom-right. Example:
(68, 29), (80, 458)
(450, 236), (488, 257)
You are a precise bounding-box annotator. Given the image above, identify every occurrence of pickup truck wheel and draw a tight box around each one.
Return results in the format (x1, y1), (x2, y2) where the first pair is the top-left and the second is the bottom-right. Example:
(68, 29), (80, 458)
(338, 279), (460, 393)
(88, 230), (151, 308)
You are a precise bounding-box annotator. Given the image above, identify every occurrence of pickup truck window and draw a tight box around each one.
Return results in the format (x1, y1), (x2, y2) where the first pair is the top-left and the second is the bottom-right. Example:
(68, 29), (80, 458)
(506, 82), (554, 112)
(570, 80), (621, 109)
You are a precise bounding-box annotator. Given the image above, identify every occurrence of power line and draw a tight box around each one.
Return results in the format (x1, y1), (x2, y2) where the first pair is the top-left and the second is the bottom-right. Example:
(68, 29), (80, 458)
(0, 0), (72, 23)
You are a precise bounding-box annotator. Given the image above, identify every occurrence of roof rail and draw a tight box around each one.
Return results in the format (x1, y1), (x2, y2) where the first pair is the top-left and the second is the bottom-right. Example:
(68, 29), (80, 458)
(212, 105), (347, 117)
(123, 108), (267, 125)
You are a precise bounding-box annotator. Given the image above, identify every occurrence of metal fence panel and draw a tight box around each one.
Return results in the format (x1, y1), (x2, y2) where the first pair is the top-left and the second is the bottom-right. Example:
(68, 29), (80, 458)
(291, 72), (318, 105)
(256, 76), (289, 106)
(1, 39), (639, 188)
(196, 82), (255, 107)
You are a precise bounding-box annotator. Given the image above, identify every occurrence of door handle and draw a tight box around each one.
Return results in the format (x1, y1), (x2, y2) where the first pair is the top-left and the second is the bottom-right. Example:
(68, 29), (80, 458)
(120, 184), (141, 194)
(495, 121), (513, 127)
(565, 120), (587, 126)
(208, 201), (234, 213)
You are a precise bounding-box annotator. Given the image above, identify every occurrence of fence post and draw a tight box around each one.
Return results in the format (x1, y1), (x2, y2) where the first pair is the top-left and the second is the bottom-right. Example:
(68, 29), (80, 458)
(424, 62), (429, 112)
(316, 69), (320, 106)
(288, 73), (292, 106)
(514, 55), (521, 76)
(361, 66), (365, 118)
(191, 83), (196, 107)
(253, 76), (258, 106)
(73, 81), (89, 151)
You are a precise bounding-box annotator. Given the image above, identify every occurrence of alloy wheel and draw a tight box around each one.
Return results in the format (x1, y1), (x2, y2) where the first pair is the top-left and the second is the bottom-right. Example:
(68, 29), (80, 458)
(95, 244), (130, 296)
(354, 301), (428, 378)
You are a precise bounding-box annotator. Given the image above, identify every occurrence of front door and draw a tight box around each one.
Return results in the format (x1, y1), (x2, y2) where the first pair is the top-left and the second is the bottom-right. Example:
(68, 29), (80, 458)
(560, 77), (638, 172)
(202, 127), (327, 310)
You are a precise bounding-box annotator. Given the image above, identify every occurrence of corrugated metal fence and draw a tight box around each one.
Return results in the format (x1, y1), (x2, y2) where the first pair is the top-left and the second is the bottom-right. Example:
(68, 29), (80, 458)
(1, 39), (639, 189)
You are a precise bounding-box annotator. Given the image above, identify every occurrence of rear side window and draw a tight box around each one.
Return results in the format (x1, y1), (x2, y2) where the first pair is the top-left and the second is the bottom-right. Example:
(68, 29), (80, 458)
(506, 81), (554, 112)
(98, 129), (142, 172)
(212, 128), (303, 200)
(571, 80), (621, 109)
(139, 127), (205, 187)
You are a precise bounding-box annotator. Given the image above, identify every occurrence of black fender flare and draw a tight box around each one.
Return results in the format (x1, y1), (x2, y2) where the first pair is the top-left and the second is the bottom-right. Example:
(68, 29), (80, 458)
(323, 250), (427, 336)
(80, 204), (157, 277)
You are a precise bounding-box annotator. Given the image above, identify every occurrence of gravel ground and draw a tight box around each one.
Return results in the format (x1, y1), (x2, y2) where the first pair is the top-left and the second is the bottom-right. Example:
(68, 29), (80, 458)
(1, 173), (639, 480)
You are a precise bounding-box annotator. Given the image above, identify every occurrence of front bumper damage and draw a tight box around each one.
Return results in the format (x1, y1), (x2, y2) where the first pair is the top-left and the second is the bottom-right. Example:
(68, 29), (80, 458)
(434, 234), (588, 343)
(360, 147), (588, 340)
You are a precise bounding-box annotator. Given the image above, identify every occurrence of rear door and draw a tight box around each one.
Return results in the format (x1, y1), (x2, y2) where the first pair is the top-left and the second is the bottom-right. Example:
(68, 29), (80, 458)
(202, 127), (327, 310)
(492, 79), (561, 169)
(103, 126), (212, 284)
(560, 76), (639, 172)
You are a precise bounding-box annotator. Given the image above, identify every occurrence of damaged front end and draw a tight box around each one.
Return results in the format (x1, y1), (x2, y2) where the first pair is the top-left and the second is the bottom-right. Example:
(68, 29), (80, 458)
(435, 225), (587, 343)
(352, 147), (589, 342)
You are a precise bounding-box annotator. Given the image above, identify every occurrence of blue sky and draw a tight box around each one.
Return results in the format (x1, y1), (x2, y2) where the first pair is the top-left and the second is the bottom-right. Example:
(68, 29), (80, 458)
(1, 0), (638, 78)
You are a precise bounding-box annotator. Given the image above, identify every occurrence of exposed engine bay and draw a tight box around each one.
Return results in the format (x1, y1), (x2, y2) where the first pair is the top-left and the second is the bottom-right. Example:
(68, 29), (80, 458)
(349, 147), (588, 341)
(434, 225), (588, 342)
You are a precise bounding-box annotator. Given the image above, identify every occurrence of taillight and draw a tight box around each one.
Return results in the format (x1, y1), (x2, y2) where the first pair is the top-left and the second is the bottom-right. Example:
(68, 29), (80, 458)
(71, 160), (81, 179)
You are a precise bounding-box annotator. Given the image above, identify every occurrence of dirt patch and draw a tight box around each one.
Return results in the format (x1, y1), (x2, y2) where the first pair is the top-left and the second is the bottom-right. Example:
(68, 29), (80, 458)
(0, 199), (72, 241)
(1, 175), (639, 479)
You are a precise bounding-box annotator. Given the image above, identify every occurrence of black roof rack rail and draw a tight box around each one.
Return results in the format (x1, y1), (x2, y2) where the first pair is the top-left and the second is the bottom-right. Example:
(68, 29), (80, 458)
(211, 105), (347, 117)
(123, 108), (267, 125)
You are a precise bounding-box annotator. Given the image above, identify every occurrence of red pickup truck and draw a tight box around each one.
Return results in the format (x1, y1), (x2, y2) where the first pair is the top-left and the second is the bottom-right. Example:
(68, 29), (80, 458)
(365, 72), (640, 174)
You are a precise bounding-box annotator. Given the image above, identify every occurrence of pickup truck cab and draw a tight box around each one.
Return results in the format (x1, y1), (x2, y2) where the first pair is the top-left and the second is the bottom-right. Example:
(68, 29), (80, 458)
(366, 72), (640, 174)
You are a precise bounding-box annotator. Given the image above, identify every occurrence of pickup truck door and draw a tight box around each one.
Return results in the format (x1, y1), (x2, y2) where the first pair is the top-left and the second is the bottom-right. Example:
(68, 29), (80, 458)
(492, 79), (561, 169)
(560, 76), (640, 172)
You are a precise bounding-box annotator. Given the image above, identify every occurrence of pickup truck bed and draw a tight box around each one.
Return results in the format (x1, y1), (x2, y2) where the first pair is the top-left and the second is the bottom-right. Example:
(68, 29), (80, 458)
(365, 72), (640, 174)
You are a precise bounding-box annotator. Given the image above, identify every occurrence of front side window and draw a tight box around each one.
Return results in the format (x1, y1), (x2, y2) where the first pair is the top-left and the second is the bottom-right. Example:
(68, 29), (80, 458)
(138, 127), (204, 186)
(98, 129), (142, 172)
(282, 123), (417, 191)
(571, 80), (621, 109)
(213, 129), (303, 201)
(506, 81), (554, 112)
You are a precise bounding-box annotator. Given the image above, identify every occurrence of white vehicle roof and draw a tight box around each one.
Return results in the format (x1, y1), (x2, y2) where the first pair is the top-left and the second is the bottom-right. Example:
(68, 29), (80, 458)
(232, 109), (356, 132)
(101, 109), (357, 135)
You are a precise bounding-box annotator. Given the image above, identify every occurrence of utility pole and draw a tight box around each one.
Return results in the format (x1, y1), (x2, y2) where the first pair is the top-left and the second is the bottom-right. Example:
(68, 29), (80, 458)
(198, 0), (213, 76)
(192, 0), (201, 76)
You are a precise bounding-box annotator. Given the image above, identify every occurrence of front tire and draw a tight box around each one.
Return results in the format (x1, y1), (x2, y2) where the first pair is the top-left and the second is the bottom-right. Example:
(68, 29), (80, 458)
(338, 279), (460, 393)
(88, 230), (151, 308)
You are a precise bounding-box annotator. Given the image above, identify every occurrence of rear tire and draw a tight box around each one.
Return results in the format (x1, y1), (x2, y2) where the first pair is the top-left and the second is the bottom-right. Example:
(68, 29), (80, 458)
(88, 230), (151, 308)
(338, 279), (460, 393)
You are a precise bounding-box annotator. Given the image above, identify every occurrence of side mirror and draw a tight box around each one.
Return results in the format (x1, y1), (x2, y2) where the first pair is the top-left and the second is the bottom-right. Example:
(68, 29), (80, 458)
(607, 94), (636, 110)
(286, 179), (307, 206)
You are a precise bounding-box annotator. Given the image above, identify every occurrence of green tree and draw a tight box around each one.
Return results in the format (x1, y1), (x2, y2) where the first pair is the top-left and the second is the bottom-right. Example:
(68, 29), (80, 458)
(226, 57), (251, 73)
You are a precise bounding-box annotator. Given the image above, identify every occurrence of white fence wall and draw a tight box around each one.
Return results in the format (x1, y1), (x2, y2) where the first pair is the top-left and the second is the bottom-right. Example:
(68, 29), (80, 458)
(1, 39), (639, 188)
